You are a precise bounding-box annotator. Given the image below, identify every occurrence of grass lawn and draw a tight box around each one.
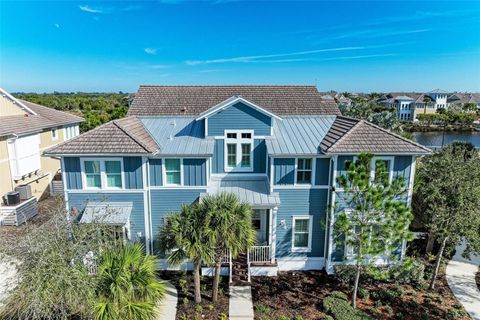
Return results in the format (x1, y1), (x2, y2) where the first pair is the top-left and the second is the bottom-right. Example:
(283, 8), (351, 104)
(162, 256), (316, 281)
(159, 271), (229, 320)
(252, 268), (469, 320)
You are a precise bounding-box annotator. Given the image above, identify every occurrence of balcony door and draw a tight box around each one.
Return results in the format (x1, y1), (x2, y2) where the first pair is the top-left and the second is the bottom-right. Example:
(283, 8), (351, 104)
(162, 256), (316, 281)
(252, 209), (267, 244)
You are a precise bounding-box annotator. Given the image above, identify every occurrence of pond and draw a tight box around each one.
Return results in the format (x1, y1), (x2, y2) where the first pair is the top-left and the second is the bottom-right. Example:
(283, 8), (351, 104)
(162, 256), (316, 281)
(413, 131), (480, 148)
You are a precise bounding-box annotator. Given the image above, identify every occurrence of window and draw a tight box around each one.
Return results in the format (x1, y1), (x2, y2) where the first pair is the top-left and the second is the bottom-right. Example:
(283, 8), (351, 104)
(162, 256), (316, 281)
(105, 161), (122, 188)
(82, 159), (123, 189)
(292, 216), (313, 252)
(165, 159), (181, 185)
(224, 130), (253, 171)
(372, 156), (394, 183)
(296, 158), (312, 184)
(51, 128), (58, 140)
(64, 125), (79, 141)
(85, 160), (101, 188)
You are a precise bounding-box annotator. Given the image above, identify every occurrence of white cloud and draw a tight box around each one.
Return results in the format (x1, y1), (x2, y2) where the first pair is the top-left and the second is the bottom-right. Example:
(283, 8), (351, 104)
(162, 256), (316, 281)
(54, 23), (60, 28)
(150, 64), (168, 69)
(78, 5), (103, 14)
(144, 48), (158, 55)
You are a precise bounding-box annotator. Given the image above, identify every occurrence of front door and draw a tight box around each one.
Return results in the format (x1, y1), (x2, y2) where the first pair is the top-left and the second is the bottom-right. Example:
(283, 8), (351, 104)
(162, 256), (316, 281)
(252, 209), (267, 244)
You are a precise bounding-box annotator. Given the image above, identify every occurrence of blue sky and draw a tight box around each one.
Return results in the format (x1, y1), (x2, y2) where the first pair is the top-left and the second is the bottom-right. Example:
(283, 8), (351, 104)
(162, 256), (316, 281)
(1, 1), (479, 93)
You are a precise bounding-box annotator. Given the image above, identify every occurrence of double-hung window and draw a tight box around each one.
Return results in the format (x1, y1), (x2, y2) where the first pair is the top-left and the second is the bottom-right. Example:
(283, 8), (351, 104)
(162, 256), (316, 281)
(224, 131), (253, 172)
(51, 128), (58, 140)
(83, 159), (123, 189)
(296, 158), (312, 184)
(291, 216), (313, 252)
(372, 156), (394, 183)
(165, 159), (181, 185)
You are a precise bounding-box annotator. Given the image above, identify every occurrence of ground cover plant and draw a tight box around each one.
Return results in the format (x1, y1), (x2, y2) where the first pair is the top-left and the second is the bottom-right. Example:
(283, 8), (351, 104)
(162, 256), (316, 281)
(159, 271), (229, 320)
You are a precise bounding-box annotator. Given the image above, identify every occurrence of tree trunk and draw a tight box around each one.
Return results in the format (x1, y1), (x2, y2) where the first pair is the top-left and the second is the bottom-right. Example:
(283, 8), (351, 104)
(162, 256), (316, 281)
(429, 236), (447, 290)
(212, 258), (222, 303)
(426, 232), (435, 254)
(193, 261), (202, 303)
(352, 264), (361, 309)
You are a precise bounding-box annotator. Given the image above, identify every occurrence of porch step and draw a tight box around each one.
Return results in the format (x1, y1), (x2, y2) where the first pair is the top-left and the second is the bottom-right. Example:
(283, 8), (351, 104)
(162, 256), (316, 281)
(232, 253), (249, 285)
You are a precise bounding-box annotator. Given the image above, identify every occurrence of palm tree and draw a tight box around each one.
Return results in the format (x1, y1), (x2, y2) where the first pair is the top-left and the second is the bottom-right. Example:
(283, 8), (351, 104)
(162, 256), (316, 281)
(422, 95), (432, 115)
(199, 193), (256, 302)
(93, 243), (165, 320)
(158, 203), (216, 303)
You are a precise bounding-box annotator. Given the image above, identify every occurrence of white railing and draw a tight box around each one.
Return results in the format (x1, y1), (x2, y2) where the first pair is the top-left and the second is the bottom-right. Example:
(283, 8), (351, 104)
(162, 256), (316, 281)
(249, 245), (271, 263)
(222, 248), (230, 264)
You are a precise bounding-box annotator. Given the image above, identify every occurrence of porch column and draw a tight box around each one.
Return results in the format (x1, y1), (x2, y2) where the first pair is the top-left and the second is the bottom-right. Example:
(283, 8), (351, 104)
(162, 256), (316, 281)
(270, 207), (278, 264)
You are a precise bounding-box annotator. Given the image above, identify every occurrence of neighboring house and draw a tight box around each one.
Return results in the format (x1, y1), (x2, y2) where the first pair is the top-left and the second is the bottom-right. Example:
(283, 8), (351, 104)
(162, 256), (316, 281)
(45, 85), (430, 275)
(378, 89), (449, 121)
(0, 88), (83, 200)
(447, 93), (480, 109)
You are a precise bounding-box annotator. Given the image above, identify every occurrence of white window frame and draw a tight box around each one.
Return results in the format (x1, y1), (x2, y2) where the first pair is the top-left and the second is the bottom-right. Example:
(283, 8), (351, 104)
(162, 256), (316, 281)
(291, 215), (313, 253)
(51, 127), (58, 140)
(80, 158), (125, 190)
(163, 158), (184, 186)
(295, 158), (314, 185)
(371, 156), (394, 183)
(64, 124), (79, 141)
(224, 130), (254, 172)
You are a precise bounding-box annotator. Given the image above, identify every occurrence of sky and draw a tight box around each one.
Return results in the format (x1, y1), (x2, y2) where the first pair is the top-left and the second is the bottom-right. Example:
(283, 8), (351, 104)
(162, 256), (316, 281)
(0, 1), (479, 93)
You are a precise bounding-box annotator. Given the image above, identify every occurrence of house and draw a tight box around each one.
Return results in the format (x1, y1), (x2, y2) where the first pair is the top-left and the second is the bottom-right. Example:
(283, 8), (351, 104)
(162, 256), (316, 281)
(0, 88), (83, 201)
(45, 85), (430, 276)
(377, 89), (450, 121)
(447, 93), (480, 109)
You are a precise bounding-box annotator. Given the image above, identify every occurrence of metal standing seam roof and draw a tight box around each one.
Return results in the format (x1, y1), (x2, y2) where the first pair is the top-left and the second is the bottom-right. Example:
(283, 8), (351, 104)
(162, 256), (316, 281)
(79, 202), (133, 225)
(206, 177), (280, 208)
(140, 116), (214, 156)
(266, 116), (336, 155)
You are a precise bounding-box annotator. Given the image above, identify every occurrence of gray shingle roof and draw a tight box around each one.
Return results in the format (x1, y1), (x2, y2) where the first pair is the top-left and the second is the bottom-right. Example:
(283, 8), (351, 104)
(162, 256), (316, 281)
(320, 117), (431, 154)
(0, 100), (83, 137)
(44, 116), (158, 155)
(129, 85), (341, 116)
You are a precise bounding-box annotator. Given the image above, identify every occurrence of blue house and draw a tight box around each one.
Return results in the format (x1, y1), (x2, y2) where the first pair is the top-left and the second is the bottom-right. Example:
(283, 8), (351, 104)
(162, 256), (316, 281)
(45, 85), (430, 276)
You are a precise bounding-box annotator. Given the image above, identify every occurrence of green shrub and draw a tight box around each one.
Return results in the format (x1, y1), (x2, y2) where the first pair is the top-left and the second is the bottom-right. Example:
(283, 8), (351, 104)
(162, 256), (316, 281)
(334, 265), (357, 284)
(446, 308), (469, 319)
(276, 316), (289, 320)
(358, 287), (370, 300)
(389, 257), (426, 285)
(383, 305), (394, 315)
(255, 303), (272, 314)
(323, 295), (373, 320)
(330, 290), (348, 301)
(375, 287), (402, 303)
(293, 316), (304, 320)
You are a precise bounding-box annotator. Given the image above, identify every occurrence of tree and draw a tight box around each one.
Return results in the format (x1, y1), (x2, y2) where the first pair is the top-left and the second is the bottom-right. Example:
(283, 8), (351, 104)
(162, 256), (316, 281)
(199, 193), (256, 302)
(414, 143), (480, 289)
(422, 95), (433, 115)
(335, 153), (413, 308)
(158, 203), (216, 303)
(463, 102), (478, 112)
(93, 243), (165, 320)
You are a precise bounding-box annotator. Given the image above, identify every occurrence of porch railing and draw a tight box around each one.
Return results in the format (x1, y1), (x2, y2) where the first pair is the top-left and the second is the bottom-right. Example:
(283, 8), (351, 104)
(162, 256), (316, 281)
(249, 245), (271, 263)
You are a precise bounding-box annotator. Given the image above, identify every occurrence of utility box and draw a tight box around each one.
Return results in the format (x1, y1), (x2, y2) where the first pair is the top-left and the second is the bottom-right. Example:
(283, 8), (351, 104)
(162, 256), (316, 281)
(15, 184), (32, 200)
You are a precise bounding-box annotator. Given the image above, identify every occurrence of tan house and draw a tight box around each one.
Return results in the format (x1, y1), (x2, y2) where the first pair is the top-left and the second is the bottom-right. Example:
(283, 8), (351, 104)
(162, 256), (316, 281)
(0, 88), (83, 200)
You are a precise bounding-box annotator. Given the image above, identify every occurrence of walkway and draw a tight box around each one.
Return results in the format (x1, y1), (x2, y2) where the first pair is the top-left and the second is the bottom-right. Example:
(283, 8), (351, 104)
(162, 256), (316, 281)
(155, 281), (177, 320)
(229, 285), (254, 320)
(446, 242), (480, 320)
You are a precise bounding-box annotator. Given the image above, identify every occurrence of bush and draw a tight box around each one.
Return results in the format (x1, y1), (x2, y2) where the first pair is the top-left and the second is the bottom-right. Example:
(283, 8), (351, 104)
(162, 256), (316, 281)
(383, 305), (394, 315)
(330, 290), (349, 301)
(276, 317), (290, 320)
(375, 287), (402, 303)
(323, 294), (373, 320)
(389, 257), (425, 285)
(293, 316), (304, 320)
(334, 265), (357, 284)
(358, 287), (370, 300)
(255, 303), (272, 314)
(446, 308), (469, 319)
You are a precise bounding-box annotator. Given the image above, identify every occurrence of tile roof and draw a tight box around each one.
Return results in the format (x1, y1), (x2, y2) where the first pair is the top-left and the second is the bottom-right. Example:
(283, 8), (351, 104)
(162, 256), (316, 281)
(128, 85), (341, 116)
(0, 100), (83, 137)
(44, 116), (158, 155)
(320, 117), (431, 154)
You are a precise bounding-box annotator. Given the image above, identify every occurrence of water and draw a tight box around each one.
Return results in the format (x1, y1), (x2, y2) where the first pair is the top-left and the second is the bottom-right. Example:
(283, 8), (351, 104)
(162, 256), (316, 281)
(413, 131), (480, 148)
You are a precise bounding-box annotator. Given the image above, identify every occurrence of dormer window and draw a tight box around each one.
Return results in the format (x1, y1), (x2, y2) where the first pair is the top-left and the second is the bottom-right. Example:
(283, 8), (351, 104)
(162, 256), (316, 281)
(225, 130), (253, 172)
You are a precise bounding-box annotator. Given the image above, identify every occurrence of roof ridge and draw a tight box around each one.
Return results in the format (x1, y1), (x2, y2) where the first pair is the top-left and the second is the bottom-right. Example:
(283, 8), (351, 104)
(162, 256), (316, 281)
(112, 116), (153, 153)
(18, 99), (84, 121)
(139, 84), (317, 88)
(361, 121), (432, 153)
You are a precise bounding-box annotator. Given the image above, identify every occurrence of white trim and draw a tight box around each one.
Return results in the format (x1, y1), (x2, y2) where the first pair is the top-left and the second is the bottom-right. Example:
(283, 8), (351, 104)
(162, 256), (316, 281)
(149, 186), (207, 190)
(291, 215), (313, 253)
(80, 157), (125, 190)
(163, 158), (183, 186)
(371, 156), (394, 183)
(326, 155), (338, 273)
(51, 127), (58, 141)
(0, 87), (38, 115)
(141, 157), (151, 254)
(61, 157), (69, 216)
(204, 117), (209, 136)
(273, 185), (330, 190)
(67, 189), (145, 193)
(196, 96), (282, 121)
(294, 157), (314, 186)
(223, 130), (254, 172)
(277, 257), (325, 271)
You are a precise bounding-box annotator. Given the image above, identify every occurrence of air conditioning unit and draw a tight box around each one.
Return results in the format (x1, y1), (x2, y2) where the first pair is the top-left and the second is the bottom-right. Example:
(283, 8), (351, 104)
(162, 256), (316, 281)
(3, 191), (20, 206)
(15, 184), (32, 200)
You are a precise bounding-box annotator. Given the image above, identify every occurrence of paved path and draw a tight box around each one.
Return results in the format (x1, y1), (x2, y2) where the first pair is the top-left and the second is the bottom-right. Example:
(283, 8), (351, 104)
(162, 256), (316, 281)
(155, 281), (177, 320)
(446, 242), (480, 320)
(229, 286), (254, 320)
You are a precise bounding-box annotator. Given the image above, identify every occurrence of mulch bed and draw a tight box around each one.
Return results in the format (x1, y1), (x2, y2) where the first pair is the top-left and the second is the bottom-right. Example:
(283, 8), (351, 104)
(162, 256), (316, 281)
(251, 267), (469, 320)
(159, 271), (229, 320)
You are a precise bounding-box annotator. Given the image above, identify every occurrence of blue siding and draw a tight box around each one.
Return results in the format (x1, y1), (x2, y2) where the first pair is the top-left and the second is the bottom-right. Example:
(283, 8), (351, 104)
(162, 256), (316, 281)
(207, 102), (272, 136)
(267, 157), (271, 181)
(315, 158), (330, 186)
(273, 188), (328, 258)
(393, 156), (412, 185)
(67, 192), (145, 245)
(150, 189), (206, 252)
(149, 159), (162, 186)
(124, 157), (143, 189)
(183, 159), (207, 186)
(253, 139), (267, 173)
(64, 157), (82, 189)
(212, 139), (224, 173)
(336, 156), (353, 187)
(273, 158), (295, 185)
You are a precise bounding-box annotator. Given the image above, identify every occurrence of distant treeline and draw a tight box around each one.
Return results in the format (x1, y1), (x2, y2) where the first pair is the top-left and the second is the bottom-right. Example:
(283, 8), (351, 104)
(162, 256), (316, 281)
(13, 92), (130, 132)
